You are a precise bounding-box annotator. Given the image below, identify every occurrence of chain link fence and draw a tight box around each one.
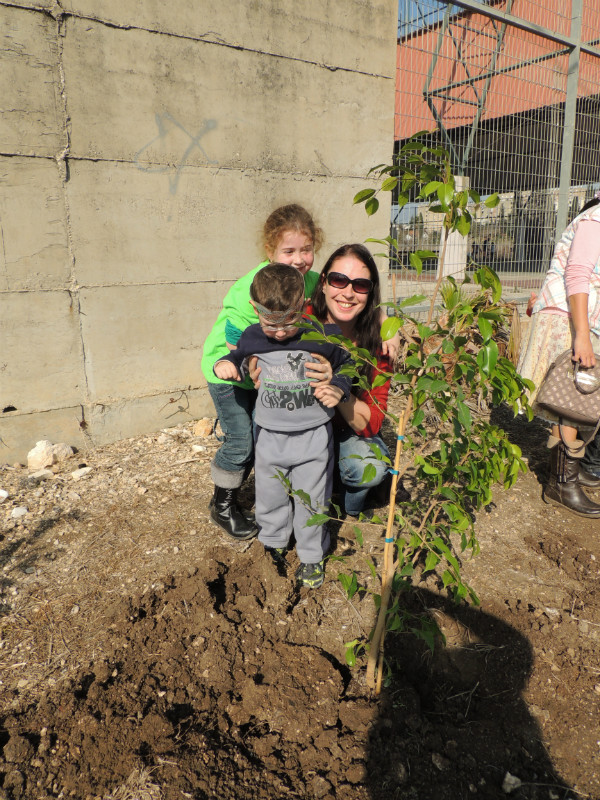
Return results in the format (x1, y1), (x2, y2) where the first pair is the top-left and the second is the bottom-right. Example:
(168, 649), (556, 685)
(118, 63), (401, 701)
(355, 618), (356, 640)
(392, 0), (600, 313)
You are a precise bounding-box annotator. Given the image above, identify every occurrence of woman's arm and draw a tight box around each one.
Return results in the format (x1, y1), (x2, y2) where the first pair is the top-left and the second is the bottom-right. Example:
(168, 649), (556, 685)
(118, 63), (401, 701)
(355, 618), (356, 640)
(569, 293), (596, 367)
(336, 393), (372, 434)
(566, 219), (600, 367)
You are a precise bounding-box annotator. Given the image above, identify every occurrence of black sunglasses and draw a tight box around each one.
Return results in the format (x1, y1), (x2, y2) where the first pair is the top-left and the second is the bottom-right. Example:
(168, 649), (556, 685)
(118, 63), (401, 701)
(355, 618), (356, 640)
(326, 271), (373, 294)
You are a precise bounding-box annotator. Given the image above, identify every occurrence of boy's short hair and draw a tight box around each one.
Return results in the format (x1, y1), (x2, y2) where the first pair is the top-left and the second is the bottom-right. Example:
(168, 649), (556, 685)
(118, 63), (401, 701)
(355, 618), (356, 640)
(250, 262), (305, 312)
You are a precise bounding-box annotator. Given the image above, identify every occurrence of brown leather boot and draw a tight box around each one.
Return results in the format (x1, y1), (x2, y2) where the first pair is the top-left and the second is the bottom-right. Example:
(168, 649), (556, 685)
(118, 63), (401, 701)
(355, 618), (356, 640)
(578, 466), (600, 489)
(543, 443), (600, 518)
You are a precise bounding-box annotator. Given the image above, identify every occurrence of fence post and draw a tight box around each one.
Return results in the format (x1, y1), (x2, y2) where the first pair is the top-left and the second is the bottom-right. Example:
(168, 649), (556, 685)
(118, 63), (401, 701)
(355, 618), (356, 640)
(437, 174), (470, 281)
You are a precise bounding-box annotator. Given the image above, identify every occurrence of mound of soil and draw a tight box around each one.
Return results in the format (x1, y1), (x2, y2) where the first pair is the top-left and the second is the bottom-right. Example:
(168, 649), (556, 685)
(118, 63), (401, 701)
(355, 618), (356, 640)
(1, 405), (599, 799)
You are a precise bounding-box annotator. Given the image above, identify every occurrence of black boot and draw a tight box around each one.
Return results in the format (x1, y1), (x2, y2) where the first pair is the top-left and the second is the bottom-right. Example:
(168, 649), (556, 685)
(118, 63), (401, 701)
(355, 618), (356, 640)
(543, 443), (600, 518)
(209, 486), (258, 540)
(578, 465), (600, 489)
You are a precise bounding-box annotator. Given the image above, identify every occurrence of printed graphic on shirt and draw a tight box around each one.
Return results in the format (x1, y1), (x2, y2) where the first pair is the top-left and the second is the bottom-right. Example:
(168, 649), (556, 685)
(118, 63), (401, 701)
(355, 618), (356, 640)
(261, 352), (316, 412)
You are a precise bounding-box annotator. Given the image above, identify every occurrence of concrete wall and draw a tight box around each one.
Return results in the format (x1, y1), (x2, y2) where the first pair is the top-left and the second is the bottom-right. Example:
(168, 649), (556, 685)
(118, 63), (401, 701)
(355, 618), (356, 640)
(0, 1), (398, 463)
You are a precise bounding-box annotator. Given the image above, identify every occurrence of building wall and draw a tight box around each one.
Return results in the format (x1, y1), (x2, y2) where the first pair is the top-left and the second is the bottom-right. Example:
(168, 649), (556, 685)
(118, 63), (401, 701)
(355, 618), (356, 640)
(0, 1), (397, 463)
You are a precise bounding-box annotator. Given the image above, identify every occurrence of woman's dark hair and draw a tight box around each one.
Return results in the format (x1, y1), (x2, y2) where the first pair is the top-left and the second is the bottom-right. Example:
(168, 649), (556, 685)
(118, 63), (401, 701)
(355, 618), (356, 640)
(311, 243), (382, 375)
(580, 196), (600, 215)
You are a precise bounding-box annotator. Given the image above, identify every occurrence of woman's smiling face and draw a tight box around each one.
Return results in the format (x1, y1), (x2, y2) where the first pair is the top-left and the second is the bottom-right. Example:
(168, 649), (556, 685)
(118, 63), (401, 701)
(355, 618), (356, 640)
(323, 253), (371, 327)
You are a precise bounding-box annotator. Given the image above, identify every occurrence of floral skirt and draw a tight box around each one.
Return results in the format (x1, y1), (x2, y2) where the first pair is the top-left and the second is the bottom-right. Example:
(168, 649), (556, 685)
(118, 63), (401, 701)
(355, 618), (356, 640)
(516, 311), (600, 425)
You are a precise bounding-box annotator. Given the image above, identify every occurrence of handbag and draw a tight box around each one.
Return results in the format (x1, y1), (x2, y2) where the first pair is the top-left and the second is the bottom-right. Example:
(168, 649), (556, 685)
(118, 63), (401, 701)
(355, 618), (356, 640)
(536, 350), (600, 433)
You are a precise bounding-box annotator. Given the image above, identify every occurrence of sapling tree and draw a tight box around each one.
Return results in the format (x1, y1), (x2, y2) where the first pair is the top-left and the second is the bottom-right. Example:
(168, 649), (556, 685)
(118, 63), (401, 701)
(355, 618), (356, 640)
(300, 133), (534, 692)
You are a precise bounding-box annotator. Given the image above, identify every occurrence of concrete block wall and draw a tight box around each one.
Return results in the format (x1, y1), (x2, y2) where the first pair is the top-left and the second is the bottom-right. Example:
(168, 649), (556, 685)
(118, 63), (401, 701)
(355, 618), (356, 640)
(0, 1), (398, 463)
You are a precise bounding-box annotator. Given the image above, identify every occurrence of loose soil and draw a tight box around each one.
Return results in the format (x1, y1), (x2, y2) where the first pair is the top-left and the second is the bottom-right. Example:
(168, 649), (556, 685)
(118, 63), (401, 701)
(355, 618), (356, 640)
(1, 401), (599, 800)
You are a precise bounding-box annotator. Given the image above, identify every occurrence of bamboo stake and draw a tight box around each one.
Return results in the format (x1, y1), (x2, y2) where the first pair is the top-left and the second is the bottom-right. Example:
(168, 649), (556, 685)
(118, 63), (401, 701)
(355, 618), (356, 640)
(366, 225), (450, 692)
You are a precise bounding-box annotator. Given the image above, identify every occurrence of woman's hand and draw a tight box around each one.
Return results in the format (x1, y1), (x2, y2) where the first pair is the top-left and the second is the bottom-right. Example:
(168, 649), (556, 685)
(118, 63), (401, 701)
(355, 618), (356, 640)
(381, 332), (400, 362)
(248, 356), (261, 388)
(573, 332), (596, 367)
(314, 384), (344, 408)
(569, 293), (596, 367)
(305, 353), (333, 387)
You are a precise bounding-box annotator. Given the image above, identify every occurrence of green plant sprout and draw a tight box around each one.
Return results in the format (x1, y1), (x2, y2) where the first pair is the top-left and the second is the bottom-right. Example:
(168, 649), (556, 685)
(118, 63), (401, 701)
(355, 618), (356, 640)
(298, 132), (534, 692)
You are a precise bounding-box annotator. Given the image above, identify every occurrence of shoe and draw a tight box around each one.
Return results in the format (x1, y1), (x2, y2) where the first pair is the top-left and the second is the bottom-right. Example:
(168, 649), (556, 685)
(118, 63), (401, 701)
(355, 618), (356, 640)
(265, 546), (287, 576)
(265, 546), (287, 567)
(543, 444), (600, 518)
(295, 560), (325, 589)
(209, 486), (258, 540)
(578, 466), (600, 488)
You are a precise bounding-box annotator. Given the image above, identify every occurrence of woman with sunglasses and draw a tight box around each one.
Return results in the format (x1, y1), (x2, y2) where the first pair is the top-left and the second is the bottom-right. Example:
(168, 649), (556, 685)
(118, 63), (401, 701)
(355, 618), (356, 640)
(309, 243), (409, 517)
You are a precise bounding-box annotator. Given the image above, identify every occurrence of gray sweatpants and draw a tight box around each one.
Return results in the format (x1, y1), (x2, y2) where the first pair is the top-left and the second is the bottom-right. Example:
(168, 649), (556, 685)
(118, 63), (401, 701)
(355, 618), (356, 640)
(255, 423), (332, 563)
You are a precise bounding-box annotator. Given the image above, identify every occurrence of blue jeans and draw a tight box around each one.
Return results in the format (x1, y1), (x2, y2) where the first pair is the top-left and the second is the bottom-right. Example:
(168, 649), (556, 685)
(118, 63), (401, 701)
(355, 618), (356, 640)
(336, 428), (390, 516)
(208, 382), (256, 488)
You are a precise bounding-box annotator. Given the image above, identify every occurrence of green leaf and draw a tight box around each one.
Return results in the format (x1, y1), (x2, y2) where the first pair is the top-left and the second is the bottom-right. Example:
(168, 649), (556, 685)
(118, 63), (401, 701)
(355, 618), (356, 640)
(381, 176), (398, 192)
(421, 462), (440, 475)
(422, 180), (443, 197)
(353, 188), (376, 204)
(306, 513), (329, 526)
(455, 212), (470, 237)
(365, 197), (380, 216)
(456, 400), (472, 432)
(478, 316), (493, 342)
(344, 639), (360, 666)
(409, 252), (423, 274)
(381, 316), (402, 341)
(417, 323), (436, 339)
(437, 182), (454, 207)
(415, 249), (437, 260)
(412, 408), (425, 427)
(485, 340), (498, 374)
(365, 236), (392, 247)
(360, 463), (377, 485)
(294, 489), (312, 505)
(397, 293), (428, 309)
(424, 551), (440, 572)
(484, 192), (500, 208)
(338, 572), (358, 599)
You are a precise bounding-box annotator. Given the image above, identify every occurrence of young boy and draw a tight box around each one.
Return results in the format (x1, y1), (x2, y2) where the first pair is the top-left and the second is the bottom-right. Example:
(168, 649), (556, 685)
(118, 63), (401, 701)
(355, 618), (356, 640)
(213, 263), (351, 588)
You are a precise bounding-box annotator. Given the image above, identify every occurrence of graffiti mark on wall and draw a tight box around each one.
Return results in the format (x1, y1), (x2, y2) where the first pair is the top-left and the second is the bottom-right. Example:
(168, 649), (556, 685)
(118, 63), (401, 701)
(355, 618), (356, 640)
(134, 112), (218, 195)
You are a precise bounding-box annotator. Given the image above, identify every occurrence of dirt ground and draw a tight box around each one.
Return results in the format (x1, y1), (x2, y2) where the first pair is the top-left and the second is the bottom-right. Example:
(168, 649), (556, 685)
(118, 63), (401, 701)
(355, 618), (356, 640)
(1, 399), (600, 800)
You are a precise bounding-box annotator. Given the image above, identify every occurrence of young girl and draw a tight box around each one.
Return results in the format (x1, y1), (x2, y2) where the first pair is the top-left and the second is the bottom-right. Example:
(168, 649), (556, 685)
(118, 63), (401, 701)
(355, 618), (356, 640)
(201, 204), (324, 540)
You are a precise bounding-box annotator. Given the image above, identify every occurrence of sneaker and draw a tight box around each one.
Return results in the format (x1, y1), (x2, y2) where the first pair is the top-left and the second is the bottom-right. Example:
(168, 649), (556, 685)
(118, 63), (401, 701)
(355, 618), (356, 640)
(295, 560), (325, 589)
(264, 546), (287, 565)
(264, 546), (288, 577)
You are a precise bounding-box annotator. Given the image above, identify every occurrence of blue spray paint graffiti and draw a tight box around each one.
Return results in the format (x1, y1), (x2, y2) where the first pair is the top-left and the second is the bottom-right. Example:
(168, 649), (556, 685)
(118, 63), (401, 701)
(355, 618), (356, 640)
(134, 112), (218, 194)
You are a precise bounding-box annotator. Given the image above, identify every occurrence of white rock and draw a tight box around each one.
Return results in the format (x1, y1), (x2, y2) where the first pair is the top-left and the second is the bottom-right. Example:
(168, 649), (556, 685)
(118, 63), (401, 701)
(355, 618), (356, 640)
(502, 773), (522, 794)
(71, 467), (93, 481)
(27, 440), (55, 470)
(157, 434), (170, 445)
(192, 444), (206, 453)
(30, 469), (54, 482)
(0, 490), (8, 503)
(11, 507), (28, 519)
(52, 443), (74, 462)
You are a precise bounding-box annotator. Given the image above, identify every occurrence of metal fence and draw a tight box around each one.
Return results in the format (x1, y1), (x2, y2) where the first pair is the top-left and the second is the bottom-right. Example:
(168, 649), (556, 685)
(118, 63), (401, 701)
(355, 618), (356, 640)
(392, 0), (600, 311)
